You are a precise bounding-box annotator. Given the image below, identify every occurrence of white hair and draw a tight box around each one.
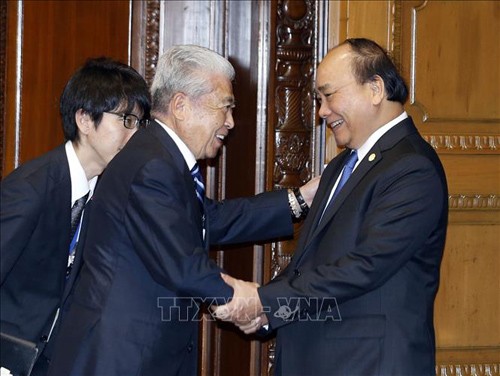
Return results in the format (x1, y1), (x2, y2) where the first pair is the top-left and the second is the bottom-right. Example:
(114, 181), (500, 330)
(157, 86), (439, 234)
(151, 45), (235, 112)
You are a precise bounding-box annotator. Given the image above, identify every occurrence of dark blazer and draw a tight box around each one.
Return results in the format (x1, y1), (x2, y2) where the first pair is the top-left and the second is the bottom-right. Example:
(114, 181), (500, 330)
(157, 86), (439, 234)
(259, 117), (448, 376)
(1, 145), (72, 350)
(48, 121), (293, 376)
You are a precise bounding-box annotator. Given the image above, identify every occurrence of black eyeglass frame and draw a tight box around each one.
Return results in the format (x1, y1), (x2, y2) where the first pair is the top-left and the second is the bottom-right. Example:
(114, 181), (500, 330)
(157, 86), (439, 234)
(105, 111), (150, 129)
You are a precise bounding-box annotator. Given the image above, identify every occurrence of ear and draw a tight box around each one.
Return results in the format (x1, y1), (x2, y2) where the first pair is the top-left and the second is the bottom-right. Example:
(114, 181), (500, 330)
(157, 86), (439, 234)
(369, 75), (385, 105)
(75, 109), (92, 136)
(170, 92), (189, 121)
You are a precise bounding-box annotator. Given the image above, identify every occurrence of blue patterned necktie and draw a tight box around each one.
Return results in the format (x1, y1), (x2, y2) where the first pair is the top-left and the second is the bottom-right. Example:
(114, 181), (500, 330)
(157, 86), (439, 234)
(320, 150), (358, 222)
(190, 163), (205, 211)
(331, 150), (358, 202)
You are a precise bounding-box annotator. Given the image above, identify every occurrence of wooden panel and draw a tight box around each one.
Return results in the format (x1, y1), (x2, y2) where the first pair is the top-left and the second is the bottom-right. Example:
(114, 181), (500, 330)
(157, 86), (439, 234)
(159, 1), (215, 55)
(435, 224), (500, 348)
(219, 2), (263, 375)
(339, 0), (393, 50)
(439, 155), (500, 194)
(2, 0), (130, 176)
(407, 1), (499, 123)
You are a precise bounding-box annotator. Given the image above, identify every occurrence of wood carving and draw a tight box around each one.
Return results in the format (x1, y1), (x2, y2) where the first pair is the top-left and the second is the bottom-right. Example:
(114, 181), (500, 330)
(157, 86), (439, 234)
(272, 0), (315, 189)
(392, 0), (402, 71)
(436, 363), (499, 376)
(144, 0), (160, 85)
(268, 0), (317, 374)
(424, 135), (500, 154)
(449, 194), (499, 211)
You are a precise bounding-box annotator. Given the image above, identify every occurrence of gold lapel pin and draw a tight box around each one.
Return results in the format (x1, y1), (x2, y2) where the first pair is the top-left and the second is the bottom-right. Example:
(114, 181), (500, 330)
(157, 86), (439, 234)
(368, 153), (376, 162)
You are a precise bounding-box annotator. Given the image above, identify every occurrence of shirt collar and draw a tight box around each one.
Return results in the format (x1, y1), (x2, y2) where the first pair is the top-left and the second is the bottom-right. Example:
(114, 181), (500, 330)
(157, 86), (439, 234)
(65, 141), (97, 205)
(154, 118), (197, 171)
(354, 111), (408, 168)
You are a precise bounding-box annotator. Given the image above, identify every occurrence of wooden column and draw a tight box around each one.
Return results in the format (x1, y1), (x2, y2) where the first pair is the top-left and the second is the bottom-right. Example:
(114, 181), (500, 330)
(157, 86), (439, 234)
(263, 0), (321, 374)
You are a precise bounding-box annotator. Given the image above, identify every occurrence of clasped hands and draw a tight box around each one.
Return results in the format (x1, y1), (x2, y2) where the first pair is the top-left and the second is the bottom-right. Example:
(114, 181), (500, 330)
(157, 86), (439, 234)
(212, 273), (268, 334)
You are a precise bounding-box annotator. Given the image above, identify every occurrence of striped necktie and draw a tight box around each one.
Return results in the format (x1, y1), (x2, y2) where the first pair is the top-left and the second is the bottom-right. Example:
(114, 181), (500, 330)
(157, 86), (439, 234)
(69, 192), (89, 242)
(190, 163), (205, 211)
(67, 192), (89, 276)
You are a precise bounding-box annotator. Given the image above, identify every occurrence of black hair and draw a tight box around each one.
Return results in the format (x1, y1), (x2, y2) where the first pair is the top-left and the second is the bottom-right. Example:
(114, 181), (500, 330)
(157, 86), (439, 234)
(343, 38), (408, 104)
(60, 57), (151, 141)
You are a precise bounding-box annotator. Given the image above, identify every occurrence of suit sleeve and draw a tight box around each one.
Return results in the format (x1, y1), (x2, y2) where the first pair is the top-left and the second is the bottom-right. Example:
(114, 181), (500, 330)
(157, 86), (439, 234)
(123, 158), (232, 303)
(0, 176), (42, 283)
(206, 189), (293, 246)
(259, 154), (447, 330)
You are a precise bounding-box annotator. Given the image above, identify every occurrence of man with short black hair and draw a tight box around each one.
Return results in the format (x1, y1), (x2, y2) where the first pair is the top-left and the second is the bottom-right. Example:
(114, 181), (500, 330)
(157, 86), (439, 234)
(1, 57), (151, 375)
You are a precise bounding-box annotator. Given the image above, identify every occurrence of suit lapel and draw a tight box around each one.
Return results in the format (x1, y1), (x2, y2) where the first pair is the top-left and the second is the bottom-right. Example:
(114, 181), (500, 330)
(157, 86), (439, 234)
(294, 117), (419, 266)
(147, 121), (189, 175)
(147, 121), (206, 247)
(294, 151), (380, 266)
(290, 153), (348, 266)
(310, 156), (346, 228)
(312, 147), (381, 238)
(147, 122), (197, 204)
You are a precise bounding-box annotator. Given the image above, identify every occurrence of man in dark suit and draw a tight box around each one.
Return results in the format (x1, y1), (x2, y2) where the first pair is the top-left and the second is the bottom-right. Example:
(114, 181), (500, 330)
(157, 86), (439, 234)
(216, 38), (448, 375)
(47, 45), (317, 376)
(0, 58), (151, 375)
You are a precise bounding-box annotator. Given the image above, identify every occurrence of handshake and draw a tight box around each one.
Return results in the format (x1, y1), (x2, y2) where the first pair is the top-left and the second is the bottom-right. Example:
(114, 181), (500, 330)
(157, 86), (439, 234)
(212, 273), (268, 335)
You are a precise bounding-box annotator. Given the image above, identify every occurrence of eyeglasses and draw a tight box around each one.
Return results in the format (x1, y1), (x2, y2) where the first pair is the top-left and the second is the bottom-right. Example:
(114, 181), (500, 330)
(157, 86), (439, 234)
(106, 112), (149, 129)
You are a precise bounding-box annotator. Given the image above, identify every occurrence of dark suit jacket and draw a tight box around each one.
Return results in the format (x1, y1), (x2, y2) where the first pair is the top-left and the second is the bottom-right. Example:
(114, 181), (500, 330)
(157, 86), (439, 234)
(48, 121), (293, 376)
(259, 117), (448, 376)
(1, 145), (73, 350)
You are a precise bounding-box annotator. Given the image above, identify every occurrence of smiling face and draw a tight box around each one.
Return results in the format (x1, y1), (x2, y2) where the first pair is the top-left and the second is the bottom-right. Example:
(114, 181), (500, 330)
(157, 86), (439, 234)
(316, 44), (379, 150)
(178, 74), (235, 160)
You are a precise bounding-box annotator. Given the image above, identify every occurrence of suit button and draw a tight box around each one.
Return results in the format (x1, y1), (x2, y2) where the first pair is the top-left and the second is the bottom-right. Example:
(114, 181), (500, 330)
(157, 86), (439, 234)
(40, 335), (48, 342)
(293, 269), (301, 276)
(187, 342), (193, 353)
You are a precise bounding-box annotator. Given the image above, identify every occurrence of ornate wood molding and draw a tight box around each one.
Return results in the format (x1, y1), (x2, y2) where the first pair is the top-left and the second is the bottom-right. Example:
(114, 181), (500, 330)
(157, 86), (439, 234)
(144, 0), (160, 85)
(423, 135), (499, 154)
(392, 0), (403, 72)
(449, 194), (499, 211)
(436, 363), (499, 376)
(267, 1), (318, 374)
(270, 0), (317, 289)
(272, 0), (316, 189)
